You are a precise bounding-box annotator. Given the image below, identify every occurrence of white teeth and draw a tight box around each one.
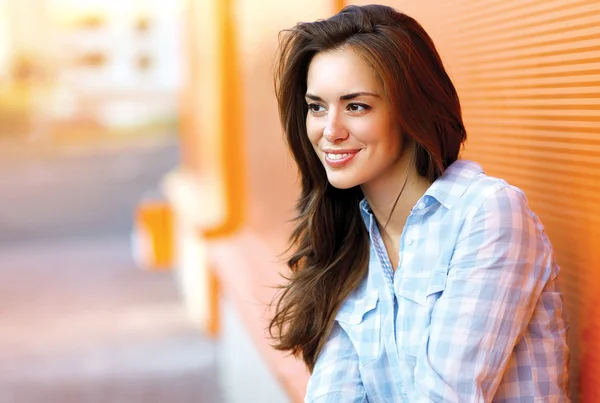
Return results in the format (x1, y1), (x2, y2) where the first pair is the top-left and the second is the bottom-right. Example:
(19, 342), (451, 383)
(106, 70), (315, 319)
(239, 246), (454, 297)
(327, 153), (351, 160)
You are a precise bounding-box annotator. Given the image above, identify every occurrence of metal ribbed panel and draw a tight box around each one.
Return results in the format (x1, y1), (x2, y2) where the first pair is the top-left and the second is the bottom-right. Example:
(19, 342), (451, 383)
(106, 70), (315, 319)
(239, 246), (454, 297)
(454, 3), (600, 401)
(448, 2), (600, 401)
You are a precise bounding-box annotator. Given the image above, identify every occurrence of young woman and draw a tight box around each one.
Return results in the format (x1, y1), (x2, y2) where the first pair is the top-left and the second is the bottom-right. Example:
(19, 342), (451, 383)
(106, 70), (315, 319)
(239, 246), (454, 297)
(269, 4), (570, 402)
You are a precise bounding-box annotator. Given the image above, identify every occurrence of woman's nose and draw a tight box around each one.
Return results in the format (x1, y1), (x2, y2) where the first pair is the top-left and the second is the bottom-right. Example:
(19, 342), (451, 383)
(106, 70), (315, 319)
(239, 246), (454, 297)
(323, 115), (348, 143)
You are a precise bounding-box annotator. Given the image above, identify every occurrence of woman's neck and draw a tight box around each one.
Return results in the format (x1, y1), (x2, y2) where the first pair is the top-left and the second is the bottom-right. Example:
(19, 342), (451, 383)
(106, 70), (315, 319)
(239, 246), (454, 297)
(361, 156), (432, 245)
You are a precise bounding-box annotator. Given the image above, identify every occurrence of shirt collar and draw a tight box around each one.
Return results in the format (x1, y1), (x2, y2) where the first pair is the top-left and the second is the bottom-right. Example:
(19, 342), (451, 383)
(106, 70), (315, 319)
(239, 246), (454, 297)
(424, 159), (483, 209)
(359, 159), (483, 213)
(359, 198), (373, 226)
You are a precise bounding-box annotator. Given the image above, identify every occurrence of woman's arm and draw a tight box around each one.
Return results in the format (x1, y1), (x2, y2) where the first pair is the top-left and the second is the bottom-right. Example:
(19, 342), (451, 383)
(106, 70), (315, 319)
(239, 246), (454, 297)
(411, 185), (565, 402)
(305, 321), (368, 403)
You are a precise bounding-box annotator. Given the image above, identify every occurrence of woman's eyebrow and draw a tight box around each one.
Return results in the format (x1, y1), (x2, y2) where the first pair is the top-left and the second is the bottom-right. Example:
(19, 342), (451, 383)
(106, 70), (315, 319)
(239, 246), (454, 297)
(340, 92), (380, 100)
(305, 93), (323, 101)
(305, 92), (380, 101)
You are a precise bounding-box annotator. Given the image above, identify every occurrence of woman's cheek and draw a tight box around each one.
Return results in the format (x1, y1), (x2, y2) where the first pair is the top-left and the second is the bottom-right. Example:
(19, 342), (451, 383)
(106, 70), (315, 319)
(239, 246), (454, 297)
(306, 120), (322, 145)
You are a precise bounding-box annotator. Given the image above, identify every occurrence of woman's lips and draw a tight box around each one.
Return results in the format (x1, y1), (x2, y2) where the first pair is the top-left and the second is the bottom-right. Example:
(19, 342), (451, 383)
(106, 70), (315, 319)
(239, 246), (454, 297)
(323, 150), (359, 168)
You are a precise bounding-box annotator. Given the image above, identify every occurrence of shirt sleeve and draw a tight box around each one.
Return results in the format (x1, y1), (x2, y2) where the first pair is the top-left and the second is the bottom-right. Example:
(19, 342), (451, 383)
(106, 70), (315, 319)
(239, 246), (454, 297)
(305, 321), (368, 403)
(411, 185), (558, 402)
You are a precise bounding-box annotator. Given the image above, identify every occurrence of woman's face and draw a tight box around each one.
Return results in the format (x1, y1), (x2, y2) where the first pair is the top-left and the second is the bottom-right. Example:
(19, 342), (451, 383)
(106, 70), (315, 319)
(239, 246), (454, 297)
(305, 47), (407, 191)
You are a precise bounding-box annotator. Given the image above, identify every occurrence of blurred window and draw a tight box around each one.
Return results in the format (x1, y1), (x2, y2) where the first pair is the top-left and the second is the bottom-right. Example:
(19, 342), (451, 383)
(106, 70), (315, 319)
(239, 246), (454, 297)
(74, 52), (107, 68)
(135, 17), (151, 34)
(136, 54), (152, 72)
(76, 15), (105, 30)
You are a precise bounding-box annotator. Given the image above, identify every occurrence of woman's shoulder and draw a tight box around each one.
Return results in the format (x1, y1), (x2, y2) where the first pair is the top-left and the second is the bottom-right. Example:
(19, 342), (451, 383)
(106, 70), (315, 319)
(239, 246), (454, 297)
(449, 160), (531, 217)
(454, 164), (552, 250)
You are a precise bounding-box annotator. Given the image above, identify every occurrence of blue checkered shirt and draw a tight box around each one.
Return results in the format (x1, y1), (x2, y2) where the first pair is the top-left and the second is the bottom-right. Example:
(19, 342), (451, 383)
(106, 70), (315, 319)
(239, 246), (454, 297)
(305, 160), (570, 402)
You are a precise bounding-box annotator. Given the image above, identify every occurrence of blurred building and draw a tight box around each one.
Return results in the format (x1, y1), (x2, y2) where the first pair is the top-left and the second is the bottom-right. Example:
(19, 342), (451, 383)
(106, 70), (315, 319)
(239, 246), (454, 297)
(0, 0), (14, 80)
(0, 0), (182, 141)
(0, 0), (52, 139)
(48, 0), (182, 129)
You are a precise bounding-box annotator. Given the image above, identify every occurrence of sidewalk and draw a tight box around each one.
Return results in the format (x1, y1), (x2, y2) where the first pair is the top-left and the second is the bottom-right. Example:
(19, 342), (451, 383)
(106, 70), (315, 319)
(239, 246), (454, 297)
(0, 237), (223, 403)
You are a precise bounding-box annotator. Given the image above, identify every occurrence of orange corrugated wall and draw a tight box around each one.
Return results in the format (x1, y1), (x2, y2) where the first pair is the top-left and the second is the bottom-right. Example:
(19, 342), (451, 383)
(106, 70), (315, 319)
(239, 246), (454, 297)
(348, 1), (600, 401)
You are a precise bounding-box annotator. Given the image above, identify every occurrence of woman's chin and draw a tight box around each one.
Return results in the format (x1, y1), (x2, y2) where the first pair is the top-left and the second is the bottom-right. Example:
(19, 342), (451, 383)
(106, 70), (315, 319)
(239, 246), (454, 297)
(326, 174), (360, 190)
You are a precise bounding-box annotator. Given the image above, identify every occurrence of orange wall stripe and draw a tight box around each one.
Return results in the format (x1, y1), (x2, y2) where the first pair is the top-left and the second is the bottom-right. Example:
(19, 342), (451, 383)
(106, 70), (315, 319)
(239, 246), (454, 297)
(334, 0), (346, 13)
(203, 0), (245, 239)
(206, 267), (221, 338)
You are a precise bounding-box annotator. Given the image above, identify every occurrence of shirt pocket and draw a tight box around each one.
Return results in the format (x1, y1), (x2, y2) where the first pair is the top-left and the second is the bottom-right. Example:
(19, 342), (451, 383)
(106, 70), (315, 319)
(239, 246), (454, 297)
(396, 274), (446, 356)
(335, 290), (381, 368)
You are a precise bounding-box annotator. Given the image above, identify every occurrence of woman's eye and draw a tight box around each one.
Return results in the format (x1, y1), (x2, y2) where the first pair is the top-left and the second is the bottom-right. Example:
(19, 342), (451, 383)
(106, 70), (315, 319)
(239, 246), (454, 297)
(348, 103), (370, 112)
(308, 103), (325, 113)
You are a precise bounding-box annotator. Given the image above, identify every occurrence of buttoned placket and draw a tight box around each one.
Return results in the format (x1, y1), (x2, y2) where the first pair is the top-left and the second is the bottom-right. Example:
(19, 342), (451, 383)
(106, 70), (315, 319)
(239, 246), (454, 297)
(365, 197), (429, 401)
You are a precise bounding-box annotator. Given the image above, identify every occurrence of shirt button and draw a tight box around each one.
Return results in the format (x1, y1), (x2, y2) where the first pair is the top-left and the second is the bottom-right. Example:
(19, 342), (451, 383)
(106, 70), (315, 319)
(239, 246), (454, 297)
(417, 202), (426, 210)
(406, 238), (413, 245)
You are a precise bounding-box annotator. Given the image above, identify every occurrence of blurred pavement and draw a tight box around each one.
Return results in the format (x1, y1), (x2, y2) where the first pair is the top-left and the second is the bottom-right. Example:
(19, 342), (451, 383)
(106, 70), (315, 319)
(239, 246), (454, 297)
(0, 134), (178, 245)
(0, 136), (223, 402)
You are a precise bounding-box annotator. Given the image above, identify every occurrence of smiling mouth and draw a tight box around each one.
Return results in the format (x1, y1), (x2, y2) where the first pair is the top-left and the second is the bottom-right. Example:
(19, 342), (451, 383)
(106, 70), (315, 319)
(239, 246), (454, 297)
(323, 150), (359, 168)
(326, 153), (353, 160)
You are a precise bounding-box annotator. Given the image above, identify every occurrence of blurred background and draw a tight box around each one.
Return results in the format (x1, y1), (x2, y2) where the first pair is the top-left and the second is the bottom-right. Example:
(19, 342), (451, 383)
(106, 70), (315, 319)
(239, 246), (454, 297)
(0, 0), (598, 402)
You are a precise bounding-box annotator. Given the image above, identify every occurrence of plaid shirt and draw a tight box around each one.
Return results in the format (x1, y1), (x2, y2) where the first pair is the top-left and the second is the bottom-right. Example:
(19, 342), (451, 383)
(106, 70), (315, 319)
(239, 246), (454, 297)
(305, 160), (570, 403)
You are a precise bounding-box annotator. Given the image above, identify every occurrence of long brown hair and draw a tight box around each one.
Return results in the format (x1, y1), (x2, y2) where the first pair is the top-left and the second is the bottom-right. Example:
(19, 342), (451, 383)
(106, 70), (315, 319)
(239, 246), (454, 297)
(269, 4), (467, 372)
